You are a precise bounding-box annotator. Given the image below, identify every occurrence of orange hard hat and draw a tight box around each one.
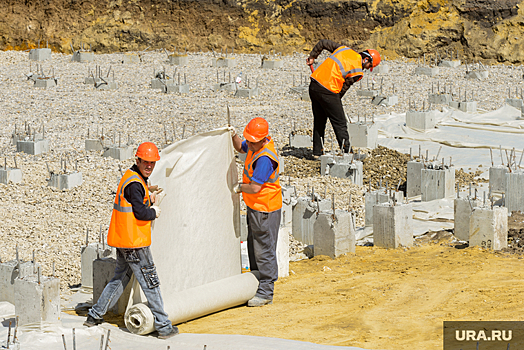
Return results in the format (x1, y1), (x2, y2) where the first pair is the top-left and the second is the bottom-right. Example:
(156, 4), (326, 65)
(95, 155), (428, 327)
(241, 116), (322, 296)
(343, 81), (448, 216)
(135, 142), (160, 162)
(243, 117), (269, 142)
(363, 49), (381, 72)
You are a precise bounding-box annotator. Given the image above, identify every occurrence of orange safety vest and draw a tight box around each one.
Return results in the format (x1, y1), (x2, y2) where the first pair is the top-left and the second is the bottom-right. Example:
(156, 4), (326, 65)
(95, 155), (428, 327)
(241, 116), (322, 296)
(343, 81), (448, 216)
(107, 169), (152, 248)
(242, 137), (282, 212)
(311, 46), (363, 94)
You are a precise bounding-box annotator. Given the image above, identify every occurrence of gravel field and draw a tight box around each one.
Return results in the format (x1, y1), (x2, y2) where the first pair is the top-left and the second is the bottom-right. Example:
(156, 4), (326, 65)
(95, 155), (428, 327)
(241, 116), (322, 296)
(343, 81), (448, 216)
(0, 49), (519, 292)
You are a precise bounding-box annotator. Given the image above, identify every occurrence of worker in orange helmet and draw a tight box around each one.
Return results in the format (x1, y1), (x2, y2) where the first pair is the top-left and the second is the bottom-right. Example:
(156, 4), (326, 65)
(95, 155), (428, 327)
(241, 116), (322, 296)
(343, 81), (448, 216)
(84, 142), (178, 339)
(306, 40), (381, 158)
(229, 118), (282, 307)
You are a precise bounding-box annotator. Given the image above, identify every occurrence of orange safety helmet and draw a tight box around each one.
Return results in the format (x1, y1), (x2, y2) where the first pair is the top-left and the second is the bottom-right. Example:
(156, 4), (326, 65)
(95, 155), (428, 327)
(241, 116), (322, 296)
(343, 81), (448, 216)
(243, 117), (269, 143)
(362, 49), (381, 72)
(135, 142), (160, 162)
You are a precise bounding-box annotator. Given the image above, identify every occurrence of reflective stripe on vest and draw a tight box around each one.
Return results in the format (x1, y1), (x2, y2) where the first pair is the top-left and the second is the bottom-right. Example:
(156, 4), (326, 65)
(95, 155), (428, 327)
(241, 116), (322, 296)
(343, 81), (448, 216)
(311, 46), (363, 94)
(242, 137), (283, 212)
(107, 169), (152, 248)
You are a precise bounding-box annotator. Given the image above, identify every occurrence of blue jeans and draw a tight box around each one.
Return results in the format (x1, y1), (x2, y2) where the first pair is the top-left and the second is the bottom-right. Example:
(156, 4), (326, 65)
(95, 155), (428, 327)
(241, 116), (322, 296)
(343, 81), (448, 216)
(88, 246), (173, 335)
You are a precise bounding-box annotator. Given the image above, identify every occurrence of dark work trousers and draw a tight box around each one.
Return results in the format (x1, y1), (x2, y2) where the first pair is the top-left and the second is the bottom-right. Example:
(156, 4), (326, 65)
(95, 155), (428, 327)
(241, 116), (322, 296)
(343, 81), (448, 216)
(309, 79), (350, 156)
(246, 207), (281, 300)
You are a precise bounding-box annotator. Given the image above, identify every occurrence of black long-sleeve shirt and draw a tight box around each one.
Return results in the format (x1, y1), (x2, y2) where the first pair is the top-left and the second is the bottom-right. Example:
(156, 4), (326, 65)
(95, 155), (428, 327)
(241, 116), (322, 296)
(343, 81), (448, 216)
(123, 164), (156, 221)
(309, 39), (363, 98)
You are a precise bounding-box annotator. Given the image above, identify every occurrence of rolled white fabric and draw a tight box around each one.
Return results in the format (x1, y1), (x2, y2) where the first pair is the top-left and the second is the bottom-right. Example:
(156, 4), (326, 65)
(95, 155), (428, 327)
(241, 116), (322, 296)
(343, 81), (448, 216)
(125, 272), (259, 335)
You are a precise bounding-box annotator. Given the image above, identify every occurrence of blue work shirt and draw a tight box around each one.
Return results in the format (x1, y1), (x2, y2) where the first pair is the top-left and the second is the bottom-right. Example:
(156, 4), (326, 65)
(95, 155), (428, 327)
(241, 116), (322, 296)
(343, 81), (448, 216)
(242, 141), (277, 184)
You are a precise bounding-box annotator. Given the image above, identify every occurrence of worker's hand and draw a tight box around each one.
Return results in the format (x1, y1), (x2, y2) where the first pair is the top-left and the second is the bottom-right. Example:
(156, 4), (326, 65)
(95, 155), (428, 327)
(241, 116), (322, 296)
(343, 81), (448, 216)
(148, 184), (160, 192)
(151, 205), (161, 218)
(306, 57), (315, 66)
(234, 183), (242, 194)
(153, 191), (166, 205)
(227, 126), (237, 137)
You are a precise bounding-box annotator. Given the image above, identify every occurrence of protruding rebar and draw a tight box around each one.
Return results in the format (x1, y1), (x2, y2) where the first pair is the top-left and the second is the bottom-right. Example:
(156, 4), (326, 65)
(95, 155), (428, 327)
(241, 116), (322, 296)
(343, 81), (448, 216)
(62, 334), (67, 350)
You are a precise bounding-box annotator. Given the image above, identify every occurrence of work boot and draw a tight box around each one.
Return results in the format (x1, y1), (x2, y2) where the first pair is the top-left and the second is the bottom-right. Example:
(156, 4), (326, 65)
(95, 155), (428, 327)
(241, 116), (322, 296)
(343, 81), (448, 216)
(158, 326), (180, 340)
(247, 296), (273, 307)
(83, 315), (104, 327)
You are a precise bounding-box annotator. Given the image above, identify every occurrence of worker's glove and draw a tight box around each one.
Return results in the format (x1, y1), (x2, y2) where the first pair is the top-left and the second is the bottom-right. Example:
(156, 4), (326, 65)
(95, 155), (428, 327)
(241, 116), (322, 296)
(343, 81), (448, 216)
(234, 183), (242, 194)
(151, 206), (161, 218)
(227, 126), (237, 137)
(148, 184), (159, 192)
(150, 188), (164, 204)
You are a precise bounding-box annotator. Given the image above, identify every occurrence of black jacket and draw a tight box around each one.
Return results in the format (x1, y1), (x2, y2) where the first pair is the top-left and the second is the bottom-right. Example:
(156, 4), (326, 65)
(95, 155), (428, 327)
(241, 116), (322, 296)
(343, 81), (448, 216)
(123, 164), (156, 221)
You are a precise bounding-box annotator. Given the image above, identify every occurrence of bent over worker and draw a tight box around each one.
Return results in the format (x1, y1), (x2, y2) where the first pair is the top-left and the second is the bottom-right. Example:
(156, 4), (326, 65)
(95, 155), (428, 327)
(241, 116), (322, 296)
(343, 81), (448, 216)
(230, 118), (282, 307)
(84, 142), (178, 339)
(306, 39), (381, 157)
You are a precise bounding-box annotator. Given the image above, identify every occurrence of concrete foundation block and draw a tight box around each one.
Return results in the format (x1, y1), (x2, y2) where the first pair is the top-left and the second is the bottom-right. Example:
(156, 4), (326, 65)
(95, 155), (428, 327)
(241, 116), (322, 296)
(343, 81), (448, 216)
(262, 60), (283, 69)
(16, 139), (49, 155)
(85, 139), (104, 151)
(48, 171), (83, 190)
(365, 189), (391, 226)
(34, 78), (57, 88)
(301, 90), (311, 101)
(407, 161), (424, 198)
(213, 82), (237, 92)
(235, 88), (259, 98)
(505, 172), (524, 212)
(414, 67), (439, 76)
(489, 166), (509, 193)
(122, 53), (140, 64)
(320, 154), (362, 184)
(276, 226), (290, 278)
(212, 58), (236, 68)
(0, 261), (38, 304)
(506, 98), (523, 109)
(103, 146), (134, 160)
(454, 197), (479, 241)
(14, 275), (60, 326)
(439, 60), (461, 68)
(164, 84), (189, 94)
(429, 93), (452, 105)
(96, 81), (118, 90)
(12, 133), (43, 146)
(0, 168), (22, 184)
(421, 168), (455, 201)
(292, 196), (332, 245)
(356, 89), (379, 97)
(84, 77), (102, 85)
(347, 122), (378, 148)
(466, 71), (489, 80)
(29, 48), (51, 61)
(373, 203), (413, 248)
(314, 210), (356, 258)
(151, 78), (173, 90)
(93, 258), (132, 315)
(406, 110), (436, 130)
(372, 64), (389, 74)
(81, 243), (114, 288)
(449, 101), (478, 113)
(72, 51), (94, 63)
(289, 133), (312, 148)
(469, 206), (508, 250)
(168, 55), (189, 65)
(371, 94), (398, 107)
(281, 185), (294, 227)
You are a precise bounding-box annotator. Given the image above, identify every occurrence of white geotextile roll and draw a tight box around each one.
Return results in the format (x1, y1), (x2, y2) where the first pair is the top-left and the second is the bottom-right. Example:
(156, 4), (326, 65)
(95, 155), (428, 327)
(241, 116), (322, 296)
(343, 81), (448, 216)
(125, 272), (259, 335)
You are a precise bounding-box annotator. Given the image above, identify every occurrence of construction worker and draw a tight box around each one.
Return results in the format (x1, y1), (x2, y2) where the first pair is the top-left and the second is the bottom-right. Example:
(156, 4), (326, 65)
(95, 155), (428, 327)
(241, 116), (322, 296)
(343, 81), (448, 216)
(84, 142), (178, 339)
(306, 39), (381, 158)
(229, 118), (282, 307)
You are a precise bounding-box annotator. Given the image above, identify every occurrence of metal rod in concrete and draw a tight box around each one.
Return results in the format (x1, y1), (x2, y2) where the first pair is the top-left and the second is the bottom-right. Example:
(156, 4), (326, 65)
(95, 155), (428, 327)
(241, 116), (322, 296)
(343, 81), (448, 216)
(99, 335), (104, 350)
(469, 183), (472, 197)
(483, 191), (486, 207)
(85, 228), (89, 246)
(32, 250), (35, 274)
(72, 328), (76, 350)
(7, 320), (11, 348)
(104, 330), (111, 350)
(37, 266), (41, 284)
(13, 316), (18, 344)
(16, 245), (19, 270)
(474, 188), (477, 200)
(62, 334), (67, 350)
(52, 261), (55, 276)
(182, 125), (186, 139)
(505, 149), (512, 172)
(426, 149), (429, 161)
(500, 145), (504, 165)
(4, 157), (6, 170)
(457, 183), (460, 198)
(490, 147), (494, 166)
(311, 186), (315, 201)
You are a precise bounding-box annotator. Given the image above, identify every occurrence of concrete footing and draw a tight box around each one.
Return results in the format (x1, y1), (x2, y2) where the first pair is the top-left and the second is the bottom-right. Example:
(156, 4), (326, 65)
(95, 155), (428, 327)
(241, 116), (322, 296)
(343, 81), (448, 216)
(489, 166), (508, 193)
(466, 71), (489, 80)
(164, 84), (189, 94)
(84, 77), (102, 85)
(469, 206), (508, 250)
(429, 93), (452, 105)
(122, 53), (140, 64)
(454, 197), (479, 241)
(300, 90), (311, 101)
(365, 189), (404, 226)
(96, 81), (118, 90)
(407, 161), (424, 198)
(81, 243), (114, 288)
(506, 98), (523, 109)
(93, 258), (132, 315)
(320, 154), (363, 185)
(213, 82), (236, 92)
(262, 60), (283, 69)
(292, 196), (332, 245)
(16, 139), (49, 155)
(406, 111), (436, 130)
(289, 133), (312, 148)
(449, 101), (478, 113)
(373, 203), (413, 248)
(235, 88), (259, 98)
(212, 58), (236, 68)
(48, 171), (83, 190)
(347, 122), (378, 148)
(276, 226), (290, 278)
(0, 168), (22, 184)
(151, 78), (172, 90)
(439, 60), (461, 68)
(169, 55), (189, 65)
(103, 146), (134, 160)
(313, 210), (356, 258)
(34, 78), (57, 88)
(421, 168), (455, 201)
(0, 261), (38, 304)
(72, 51), (94, 62)
(85, 139), (104, 151)
(356, 89), (379, 97)
(281, 185), (295, 227)
(505, 172), (524, 212)
(14, 275), (60, 326)
(371, 94), (398, 107)
(29, 48), (51, 61)
(415, 67), (439, 76)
